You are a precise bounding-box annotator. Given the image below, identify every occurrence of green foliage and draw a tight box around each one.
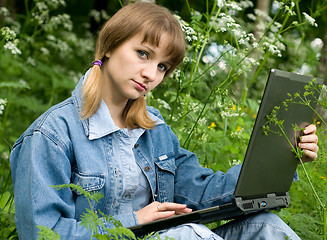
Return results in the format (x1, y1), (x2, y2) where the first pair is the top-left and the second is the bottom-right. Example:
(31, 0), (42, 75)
(37, 226), (61, 240)
(1, 0), (327, 239)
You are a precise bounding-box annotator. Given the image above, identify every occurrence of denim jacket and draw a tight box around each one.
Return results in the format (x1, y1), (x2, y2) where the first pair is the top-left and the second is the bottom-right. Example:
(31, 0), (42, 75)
(10, 73), (241, 240)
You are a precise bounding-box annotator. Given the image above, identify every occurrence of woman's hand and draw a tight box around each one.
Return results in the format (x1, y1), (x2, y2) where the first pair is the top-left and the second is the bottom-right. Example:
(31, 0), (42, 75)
(299, 124), (319, 162)
(136, 201), (192, 224)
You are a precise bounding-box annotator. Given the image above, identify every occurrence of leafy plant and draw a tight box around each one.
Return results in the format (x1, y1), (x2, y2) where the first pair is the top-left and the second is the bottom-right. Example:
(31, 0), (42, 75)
(37, 184), (173, 240)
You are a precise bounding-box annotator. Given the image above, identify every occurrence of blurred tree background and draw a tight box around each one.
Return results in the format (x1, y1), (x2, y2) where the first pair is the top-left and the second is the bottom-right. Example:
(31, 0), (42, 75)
(1, 0), (327, 239)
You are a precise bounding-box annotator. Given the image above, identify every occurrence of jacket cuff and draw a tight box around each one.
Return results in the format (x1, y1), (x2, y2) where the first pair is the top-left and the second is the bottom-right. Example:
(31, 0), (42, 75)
(98, 212), (139, 234)
(116, 211), (139, 228)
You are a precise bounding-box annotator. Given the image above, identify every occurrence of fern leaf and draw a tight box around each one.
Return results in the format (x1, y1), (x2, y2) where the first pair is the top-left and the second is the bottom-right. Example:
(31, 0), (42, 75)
(37, 225), (61, 240)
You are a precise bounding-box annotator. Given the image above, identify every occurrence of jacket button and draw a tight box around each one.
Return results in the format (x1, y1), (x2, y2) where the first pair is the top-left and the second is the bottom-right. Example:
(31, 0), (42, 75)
(144, 166), (150, 172)
(134, 143), (139, 149)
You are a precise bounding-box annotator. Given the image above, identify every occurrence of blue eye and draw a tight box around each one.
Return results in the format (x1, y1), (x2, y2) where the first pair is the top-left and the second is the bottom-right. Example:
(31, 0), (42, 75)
(158, 63), (168, 72)
(137, 50), (148, 59)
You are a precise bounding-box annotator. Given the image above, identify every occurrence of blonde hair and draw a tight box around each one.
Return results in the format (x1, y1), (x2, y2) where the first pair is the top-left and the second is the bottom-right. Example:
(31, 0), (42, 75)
(81, 2), (185, 129)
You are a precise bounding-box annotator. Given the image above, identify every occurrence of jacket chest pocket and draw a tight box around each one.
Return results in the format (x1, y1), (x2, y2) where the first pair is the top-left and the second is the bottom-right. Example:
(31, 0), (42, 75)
(71, 171), (105, 219)
(155, 157), (175, 202)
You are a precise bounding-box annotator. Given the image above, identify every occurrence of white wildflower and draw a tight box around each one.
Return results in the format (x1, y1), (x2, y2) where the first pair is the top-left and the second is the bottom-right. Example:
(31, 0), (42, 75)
(229, 159), (242, 166)
(47, 34), (56, 41)
(183, 57), (189, 64)
(217, 0), (225, 7)
(45, 14), (72, 31)
(299, 63), (311, 75)
(0, 7), (10, 17)
(27, 57), (36, 66)
(171, 69), (182, 79)
(90, 10), (101, 23)
(215, 13), (239, 33)
(0, 99), (7, 115)
(252, 42), (259, 48)
(36, 2), (48, 12)
(4, 41), (22, 55)
(176, 16), (198, 43)
(239, 1), (253, 8)
(200, 133), (208, 143)
(311, 38), (323, 49)
(220, 110), (239, 118)
(254, 9), (272, 22)
(32, 10), (49, 25)
(263, 42), (282, 57)
(225, 2), (242, 11)
(156, 99), (171, 111)
(44, 0), (66, 9)
(40, 47), (50, 55)
(182, 26), (198, 42)
(303, 12), (318, 27)
(217, 61), (227, 70)
(101, 10), (110, 20)
(231, 128), (244, 139)
(202, 55), (214, 64)
(1, 151), (9, 160)
(208, 42), (220, 58)
(1, 26), (16, 41)
(210, 69), (216, 77)
(247, 13), (256, 21)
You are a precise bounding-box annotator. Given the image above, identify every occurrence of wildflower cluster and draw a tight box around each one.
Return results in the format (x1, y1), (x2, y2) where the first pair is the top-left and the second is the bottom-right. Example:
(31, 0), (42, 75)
(32, 0), (72, 32)
(220, 105), (244, 119)
(303, 12), (318, 27)
(230, 126), (244, 139)
(0, 26), (21, 55)
(89, 9), (110, 23)
(0, 99), (7, 115)
(176, 16), (198, 43)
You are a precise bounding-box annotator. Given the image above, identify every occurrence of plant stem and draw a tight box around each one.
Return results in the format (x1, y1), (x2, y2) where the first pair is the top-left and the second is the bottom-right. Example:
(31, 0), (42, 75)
(277, 124), (325, 208)
(183, 0), (221, 113)
(182, 88), (215, 148)
(323, 207), (326, 240)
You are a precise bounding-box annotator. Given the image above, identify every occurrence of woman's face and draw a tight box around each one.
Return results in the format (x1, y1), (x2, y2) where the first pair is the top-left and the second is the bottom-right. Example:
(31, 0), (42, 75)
(102, 33), (172, 104)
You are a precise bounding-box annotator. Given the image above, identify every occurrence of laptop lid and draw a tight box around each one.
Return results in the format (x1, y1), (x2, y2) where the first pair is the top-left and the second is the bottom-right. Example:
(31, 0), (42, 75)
(234, 69), (323, 199)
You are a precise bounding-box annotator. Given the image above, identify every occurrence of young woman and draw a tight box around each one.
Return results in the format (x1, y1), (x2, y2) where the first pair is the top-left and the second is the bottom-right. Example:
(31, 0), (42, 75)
(10, 2), (319, 240)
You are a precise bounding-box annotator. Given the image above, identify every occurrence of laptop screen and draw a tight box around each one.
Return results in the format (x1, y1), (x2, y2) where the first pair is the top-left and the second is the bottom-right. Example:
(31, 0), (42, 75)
(234, 69), (323, 199)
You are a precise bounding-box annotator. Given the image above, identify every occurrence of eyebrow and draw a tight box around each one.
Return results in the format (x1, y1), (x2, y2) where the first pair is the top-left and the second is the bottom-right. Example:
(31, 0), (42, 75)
(141, 43), (173, 68)
(142, 44), (155, 55)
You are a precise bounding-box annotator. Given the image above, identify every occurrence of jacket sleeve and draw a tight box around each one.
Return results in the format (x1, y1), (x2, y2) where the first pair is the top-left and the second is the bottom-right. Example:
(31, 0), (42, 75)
(10, 130), (137, 240)
(165, 125), (242, 210)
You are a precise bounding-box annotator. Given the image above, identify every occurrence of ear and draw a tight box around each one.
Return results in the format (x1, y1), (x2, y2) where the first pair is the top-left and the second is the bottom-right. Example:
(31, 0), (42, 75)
(105, 52), (110, 58)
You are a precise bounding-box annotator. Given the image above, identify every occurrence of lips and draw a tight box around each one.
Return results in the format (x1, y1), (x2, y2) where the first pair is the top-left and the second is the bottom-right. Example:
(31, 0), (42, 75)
(133, 80), (147, 91)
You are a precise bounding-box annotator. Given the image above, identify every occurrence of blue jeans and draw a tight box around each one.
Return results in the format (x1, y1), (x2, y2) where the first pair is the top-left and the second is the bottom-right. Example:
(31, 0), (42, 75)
(158, 212), (300, 240)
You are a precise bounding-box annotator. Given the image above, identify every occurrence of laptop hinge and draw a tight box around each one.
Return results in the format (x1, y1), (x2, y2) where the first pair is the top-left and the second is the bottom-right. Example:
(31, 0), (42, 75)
(235, 192), (290, 213)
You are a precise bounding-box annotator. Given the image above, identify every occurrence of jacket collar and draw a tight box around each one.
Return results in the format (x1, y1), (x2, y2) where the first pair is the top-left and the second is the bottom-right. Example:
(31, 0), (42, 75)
(72, 69), (164, 140)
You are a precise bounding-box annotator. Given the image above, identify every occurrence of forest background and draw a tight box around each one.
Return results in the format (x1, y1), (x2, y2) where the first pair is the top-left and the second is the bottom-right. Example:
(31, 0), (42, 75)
(1, 0), (327, 239)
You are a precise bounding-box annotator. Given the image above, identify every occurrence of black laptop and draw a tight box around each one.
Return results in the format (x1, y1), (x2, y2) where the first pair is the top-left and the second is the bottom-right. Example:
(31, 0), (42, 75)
(129, 69), (323, 237)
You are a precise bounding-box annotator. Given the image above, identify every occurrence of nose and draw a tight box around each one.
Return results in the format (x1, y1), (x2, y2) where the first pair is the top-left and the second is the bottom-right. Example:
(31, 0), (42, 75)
(141, 63), (158, 82)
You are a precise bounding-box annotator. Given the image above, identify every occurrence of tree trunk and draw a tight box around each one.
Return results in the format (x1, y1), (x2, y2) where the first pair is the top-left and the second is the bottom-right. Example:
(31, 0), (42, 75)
(254, 0), (271, 40)
(257, 0), (271, 15)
